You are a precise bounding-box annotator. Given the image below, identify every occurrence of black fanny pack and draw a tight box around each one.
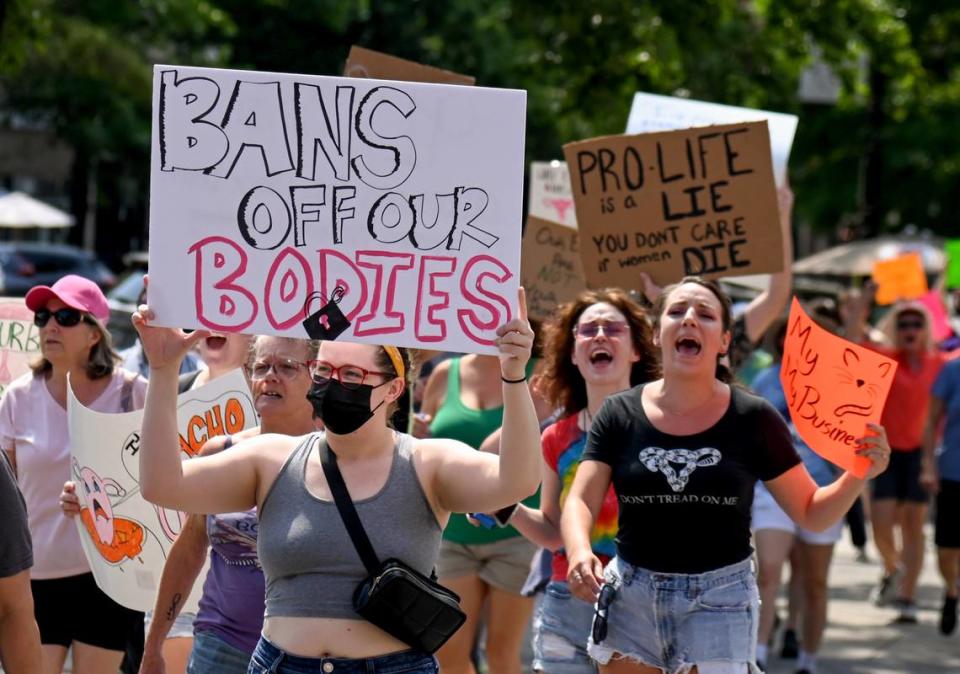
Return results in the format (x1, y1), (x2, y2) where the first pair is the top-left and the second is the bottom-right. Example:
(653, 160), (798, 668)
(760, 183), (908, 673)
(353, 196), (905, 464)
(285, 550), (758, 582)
(320, 438), (466, 654)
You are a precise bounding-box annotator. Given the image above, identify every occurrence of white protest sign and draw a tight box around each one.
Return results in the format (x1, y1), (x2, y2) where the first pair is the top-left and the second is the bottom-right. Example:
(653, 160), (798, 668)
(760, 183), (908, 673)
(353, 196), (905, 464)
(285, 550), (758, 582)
(0, 298), (40, 396)
(149, 65), (526, 355)
(69, 368), (256, 611)
(529, 161), (577, 228)
(625, 92), (798, 186)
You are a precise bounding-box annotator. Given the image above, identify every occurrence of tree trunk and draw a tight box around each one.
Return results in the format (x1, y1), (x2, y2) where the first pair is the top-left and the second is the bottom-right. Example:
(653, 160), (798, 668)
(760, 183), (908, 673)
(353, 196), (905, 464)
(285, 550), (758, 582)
(860, 66), (887, 238)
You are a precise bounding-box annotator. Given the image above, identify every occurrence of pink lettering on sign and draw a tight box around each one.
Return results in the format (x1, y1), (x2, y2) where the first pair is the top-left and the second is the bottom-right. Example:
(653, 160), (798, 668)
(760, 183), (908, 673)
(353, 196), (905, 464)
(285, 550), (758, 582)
(354, 251), (415, 337)
(189, 237), (258, 331)
(188, 241), (512, 348)
(458, 255), (513, 346)
(415, 256), (457, 342)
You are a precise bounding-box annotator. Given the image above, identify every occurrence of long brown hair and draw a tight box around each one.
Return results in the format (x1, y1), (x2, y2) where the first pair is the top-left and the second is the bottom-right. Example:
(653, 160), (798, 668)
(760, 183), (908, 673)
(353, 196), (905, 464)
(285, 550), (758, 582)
(652, 276), (734, 384)
(539, 288), (659, 416)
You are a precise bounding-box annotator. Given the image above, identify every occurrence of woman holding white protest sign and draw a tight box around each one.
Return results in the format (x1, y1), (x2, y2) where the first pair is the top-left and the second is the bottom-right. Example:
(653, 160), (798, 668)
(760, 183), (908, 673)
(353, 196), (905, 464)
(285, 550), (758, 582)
(0, 275), (147, 674)
(561, 277), (892, 674)
(133, 335), (316, 674)
(132, 281), (541, 674)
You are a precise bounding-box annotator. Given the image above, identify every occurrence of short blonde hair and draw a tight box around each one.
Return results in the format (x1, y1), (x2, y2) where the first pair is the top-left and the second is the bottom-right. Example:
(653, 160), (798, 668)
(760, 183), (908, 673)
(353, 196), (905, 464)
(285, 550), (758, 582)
(878, 302), (936, 352)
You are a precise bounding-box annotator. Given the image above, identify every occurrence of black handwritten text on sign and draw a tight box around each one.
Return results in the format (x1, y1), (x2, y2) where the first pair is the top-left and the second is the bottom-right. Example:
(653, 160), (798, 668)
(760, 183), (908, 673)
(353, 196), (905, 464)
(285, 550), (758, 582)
(562, 121), (782, 288)
(149, 65), (526, 354)
(519, 216), (585, 322)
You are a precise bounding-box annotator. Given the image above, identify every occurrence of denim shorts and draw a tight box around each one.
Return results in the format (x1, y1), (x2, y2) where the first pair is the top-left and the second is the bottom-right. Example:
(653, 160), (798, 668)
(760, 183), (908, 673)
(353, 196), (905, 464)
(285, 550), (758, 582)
(144, 609), (197, 639)
(247, 636), (439, 674)
(588, 557), (761, 674)
(531, 581), (597, 674)
(187, 631), (251, 674)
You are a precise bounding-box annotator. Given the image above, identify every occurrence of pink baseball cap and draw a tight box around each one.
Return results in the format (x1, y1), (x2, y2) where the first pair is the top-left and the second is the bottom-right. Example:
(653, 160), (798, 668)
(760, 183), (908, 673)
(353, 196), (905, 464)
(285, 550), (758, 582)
(25, 274), (110, 323)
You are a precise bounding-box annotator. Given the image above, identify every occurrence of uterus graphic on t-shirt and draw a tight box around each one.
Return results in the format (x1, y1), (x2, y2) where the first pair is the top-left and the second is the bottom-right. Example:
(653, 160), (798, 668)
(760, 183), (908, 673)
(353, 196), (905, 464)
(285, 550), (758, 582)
(638, 447), (722, 492)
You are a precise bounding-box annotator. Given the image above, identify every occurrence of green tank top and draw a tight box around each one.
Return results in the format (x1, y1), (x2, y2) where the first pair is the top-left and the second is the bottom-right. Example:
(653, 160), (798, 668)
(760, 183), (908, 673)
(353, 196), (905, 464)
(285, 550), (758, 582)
(429, 357), (538, 544)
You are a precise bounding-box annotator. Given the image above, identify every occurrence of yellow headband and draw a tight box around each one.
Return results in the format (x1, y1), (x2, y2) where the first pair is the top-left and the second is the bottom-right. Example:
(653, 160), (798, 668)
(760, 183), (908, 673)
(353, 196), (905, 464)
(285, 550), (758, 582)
(383, 345), (405, 380)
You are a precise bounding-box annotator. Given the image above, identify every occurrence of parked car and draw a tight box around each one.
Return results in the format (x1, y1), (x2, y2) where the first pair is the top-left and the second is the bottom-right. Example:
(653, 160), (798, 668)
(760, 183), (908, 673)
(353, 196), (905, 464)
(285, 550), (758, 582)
(0, 242), (116, 297)
(106, 252), (147, 350)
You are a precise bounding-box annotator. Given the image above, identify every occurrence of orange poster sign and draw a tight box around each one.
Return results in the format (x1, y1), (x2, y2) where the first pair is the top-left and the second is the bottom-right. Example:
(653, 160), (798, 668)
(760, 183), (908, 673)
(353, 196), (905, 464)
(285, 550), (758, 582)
(780, 298), (898, 478)
(871, 253), (928, 305)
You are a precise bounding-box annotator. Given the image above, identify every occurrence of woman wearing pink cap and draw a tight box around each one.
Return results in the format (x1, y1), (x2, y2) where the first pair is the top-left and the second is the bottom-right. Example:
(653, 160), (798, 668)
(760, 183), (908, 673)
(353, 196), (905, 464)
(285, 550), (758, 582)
(0, 274), (148, 674)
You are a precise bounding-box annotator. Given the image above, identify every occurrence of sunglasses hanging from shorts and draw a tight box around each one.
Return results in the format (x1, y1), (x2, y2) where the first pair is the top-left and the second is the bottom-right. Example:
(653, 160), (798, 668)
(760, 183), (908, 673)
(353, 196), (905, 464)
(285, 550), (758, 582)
(591, 582), (617, 644)
(34, 308), (89, 328)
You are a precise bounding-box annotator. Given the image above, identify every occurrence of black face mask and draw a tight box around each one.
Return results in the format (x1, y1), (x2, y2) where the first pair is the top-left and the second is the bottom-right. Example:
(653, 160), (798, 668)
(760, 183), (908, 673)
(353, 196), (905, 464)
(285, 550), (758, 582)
(306, 378), (387, 435)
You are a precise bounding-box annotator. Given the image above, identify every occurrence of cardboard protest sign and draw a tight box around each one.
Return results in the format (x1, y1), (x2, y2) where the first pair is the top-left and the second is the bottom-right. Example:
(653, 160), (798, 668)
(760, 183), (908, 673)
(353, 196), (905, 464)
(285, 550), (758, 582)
(0, 298), (39, 396)
(148, 65), (525, 354)
(780, 298), (897, 478)
(945, 239), (960, 289)
(563, 121), (782, 288)
(625, 92), (798, 186)
(344, 46), (475, 86)
(871, 253), (928, 305)
(69, 369), (256, 611)
(529, 161), (577, 228)
(521, 216), (586, 321)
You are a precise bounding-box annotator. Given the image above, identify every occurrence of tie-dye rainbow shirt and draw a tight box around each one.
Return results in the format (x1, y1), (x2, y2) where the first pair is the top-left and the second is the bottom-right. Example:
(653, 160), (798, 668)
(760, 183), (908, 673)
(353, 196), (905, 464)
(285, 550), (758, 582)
(543, 413), (619, 581)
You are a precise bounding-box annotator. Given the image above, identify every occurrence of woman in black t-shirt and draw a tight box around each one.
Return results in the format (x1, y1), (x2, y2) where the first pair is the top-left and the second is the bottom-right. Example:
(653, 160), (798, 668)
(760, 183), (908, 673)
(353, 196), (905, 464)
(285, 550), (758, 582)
(560, 277), (892, 674)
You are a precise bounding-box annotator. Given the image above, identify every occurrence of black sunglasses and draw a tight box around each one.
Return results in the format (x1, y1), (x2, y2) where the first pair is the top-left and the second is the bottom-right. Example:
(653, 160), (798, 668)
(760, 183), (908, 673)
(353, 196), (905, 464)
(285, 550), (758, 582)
(34, 307), (88, 328)
(591, 583), (617, 644)
(896, 319), (925, 331)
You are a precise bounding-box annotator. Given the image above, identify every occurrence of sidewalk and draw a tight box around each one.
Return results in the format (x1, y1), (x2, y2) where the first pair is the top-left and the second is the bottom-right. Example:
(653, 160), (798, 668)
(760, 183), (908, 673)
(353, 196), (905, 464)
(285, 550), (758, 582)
(764, 528), (959, 674)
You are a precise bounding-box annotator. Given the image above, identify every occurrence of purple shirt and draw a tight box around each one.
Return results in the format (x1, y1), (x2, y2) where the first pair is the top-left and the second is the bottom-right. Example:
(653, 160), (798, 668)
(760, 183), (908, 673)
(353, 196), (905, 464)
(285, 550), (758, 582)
(193, 508), (265, 654)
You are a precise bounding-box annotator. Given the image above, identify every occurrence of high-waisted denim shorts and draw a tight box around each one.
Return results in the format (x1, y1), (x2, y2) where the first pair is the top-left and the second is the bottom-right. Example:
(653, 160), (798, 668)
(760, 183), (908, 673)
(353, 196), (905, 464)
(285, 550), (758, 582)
(587, 557), (761, 674)
(532, 581), (597, 674)
(247, 636), (438, 674)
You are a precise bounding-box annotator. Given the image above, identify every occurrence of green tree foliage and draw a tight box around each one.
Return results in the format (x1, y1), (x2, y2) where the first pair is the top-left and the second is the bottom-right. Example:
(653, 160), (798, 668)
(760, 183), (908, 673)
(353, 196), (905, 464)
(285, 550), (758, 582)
(1, 0), (957, 255)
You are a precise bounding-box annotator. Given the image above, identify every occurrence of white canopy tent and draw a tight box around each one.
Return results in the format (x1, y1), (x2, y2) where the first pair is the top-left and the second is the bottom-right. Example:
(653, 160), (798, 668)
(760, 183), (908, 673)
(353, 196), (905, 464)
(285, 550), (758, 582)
(0, 191), (75, 228)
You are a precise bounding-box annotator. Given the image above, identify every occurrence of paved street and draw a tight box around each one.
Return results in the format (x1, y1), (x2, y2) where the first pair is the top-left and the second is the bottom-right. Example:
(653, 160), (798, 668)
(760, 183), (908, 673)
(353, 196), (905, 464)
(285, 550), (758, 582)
(764, 528), (960, 674)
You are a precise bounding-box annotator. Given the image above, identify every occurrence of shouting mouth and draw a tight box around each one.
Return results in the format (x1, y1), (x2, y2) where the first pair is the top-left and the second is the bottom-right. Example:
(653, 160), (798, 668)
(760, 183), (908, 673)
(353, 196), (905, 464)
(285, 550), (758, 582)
(205, 335), (227, 351)
(675, 337), (702, 357)
(92, 499), (109, 522)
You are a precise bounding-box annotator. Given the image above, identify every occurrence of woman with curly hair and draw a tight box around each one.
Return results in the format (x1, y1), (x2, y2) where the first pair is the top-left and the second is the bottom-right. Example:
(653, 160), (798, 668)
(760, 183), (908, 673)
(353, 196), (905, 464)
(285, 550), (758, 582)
(562, 277), (892, 674)
(509, 288), (658, 674)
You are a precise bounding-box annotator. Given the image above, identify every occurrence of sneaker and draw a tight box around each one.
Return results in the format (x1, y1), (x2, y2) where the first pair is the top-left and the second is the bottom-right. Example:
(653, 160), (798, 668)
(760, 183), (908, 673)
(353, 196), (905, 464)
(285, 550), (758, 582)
(894, 599), (919, 624)
(940, 596), (958, 635)
(780, 628), (799, 659)
(871, 569), (902, 607)
(855, 547), (870, 563)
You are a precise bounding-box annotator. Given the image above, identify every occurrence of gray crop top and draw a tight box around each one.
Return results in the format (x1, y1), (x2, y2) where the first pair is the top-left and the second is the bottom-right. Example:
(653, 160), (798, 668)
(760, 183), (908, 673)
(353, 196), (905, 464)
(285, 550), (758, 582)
(257, 432), (442, 620)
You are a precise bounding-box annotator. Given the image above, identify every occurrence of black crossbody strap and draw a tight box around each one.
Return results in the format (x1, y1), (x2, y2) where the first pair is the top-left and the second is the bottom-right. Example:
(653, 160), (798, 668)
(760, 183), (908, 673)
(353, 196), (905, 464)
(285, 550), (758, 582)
(318, 437), (382, 575)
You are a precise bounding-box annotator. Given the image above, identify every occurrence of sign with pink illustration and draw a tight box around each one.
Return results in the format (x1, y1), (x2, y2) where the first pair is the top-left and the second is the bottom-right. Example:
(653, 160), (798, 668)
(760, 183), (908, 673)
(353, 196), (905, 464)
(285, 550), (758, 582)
(529, 161), (577, 228)
(0, 298), (40, 396)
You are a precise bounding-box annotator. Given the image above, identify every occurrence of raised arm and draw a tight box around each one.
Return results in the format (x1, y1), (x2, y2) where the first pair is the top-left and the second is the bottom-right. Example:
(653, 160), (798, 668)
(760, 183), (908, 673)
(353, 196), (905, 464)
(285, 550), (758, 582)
(743, 184), (794, 343)
(133, 296), (261, 513)
(842, 282), (877, 345)
(429, 288), (541, 514)
(766, 423), (891, 532)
